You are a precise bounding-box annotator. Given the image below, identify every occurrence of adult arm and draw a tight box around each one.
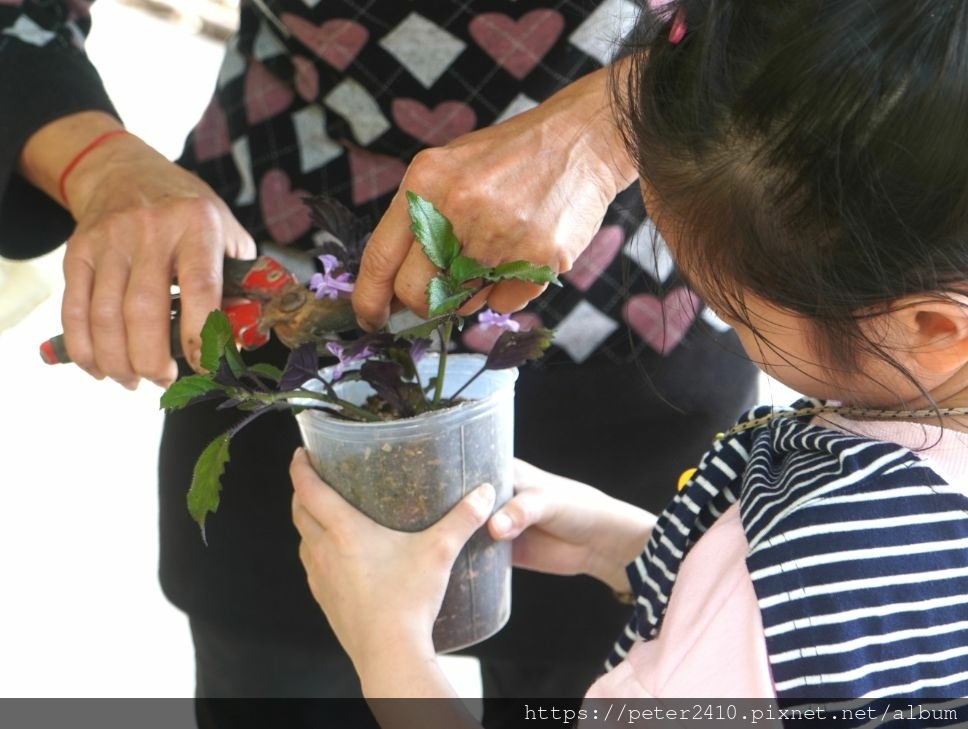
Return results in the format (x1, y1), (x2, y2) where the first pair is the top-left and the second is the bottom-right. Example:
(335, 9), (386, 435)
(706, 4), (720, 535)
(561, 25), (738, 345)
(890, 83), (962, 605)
(2, 1), (255, 387)
(0, 1), (117, 258)
(351, 62), (639, 330)
(19, 112), (255, 387)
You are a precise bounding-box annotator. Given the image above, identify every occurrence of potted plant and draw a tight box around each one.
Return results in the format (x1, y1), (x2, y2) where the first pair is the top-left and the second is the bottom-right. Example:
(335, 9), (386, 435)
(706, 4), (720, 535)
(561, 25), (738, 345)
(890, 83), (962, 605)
(161, 192), (557, 651)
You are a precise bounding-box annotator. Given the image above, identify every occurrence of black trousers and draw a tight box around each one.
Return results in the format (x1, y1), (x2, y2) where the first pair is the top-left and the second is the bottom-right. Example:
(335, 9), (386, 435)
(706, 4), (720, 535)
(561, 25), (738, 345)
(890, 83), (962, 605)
(191, 617), (600, 729)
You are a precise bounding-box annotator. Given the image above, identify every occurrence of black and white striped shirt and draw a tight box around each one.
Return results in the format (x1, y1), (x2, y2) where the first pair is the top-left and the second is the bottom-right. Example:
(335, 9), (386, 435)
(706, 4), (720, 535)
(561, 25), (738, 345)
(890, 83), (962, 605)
(609, 401), (968, 702)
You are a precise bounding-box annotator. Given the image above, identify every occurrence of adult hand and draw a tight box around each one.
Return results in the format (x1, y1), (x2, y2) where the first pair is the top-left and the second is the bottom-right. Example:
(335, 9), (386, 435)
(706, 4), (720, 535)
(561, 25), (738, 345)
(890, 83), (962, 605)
(20, 112), (256, 388)
(488, 459), (655, 594)
(352, 65), (638, 330)
(290, 448), (494, 697)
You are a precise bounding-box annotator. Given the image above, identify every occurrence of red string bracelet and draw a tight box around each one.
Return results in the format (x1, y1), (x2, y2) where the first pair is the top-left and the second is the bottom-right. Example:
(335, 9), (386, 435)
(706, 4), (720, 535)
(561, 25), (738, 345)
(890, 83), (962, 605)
(58, 129), (129, 207)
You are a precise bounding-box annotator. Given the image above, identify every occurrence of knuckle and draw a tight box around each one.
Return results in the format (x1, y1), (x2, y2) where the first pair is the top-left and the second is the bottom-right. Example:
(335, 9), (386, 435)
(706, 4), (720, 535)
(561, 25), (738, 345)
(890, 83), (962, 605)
(407, 148), (444, 179)
(177, 264), (223, 297)
(123, 292), (162, 321)
(429, 535), (461, 564)
(359, 241), (399, 278)
(89, 300), (120, 328)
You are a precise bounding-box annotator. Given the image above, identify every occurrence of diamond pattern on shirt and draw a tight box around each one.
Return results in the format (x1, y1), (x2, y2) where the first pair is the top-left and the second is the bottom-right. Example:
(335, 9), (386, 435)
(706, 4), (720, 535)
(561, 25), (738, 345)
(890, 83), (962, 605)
(292, 106), (342, 172)
(254, 19), (287, 60)
(495, 92), (538, 123)
(569, 0), (639, 65)
(323, 77), (390, 144)
(218, 38), (246, 87)
(623, 218), (675, 284)
(379, 12), (467, 88)
(178, 1), (723, 365)
(553, 300), (619, 363)
(3, 14), (53, 45)
(231, 137), (256, 206)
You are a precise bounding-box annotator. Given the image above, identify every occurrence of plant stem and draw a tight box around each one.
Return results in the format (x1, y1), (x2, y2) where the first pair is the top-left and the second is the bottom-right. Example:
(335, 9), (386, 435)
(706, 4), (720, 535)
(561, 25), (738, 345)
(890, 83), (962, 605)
(431, 319), (453, 406)
(281, 389), (383, 422)
(444, 364), (485, 404)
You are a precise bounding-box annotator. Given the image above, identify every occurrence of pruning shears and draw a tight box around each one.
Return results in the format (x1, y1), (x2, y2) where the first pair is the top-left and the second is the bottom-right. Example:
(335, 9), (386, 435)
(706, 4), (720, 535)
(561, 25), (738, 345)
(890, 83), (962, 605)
(38, 241), (359, 365)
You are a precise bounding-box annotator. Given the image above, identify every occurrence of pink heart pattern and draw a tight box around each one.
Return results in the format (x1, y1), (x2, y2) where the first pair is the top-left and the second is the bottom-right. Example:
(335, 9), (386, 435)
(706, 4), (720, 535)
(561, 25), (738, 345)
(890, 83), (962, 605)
(346, 145), (407, 205)
(468, 10), (565, 80)
(622, 287), (702, 355)
(461, 313), (544, 354)
(244, 60), (295, 124)
(391, 99), (477, 146)
(192, 97), (231, 162)
(259, 169), (312, 244)
(292, 55), (320, 101)
(282, 15), (368, 71)
(563, 225), (625, 292)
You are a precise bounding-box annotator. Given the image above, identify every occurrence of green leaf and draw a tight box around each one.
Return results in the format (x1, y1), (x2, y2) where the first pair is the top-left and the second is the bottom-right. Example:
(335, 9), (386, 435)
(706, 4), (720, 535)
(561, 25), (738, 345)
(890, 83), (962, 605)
(448, 255), (493, 284)
(489, 260), (562, 286)
(407, 191), (461, 269)
(426, 277), (474, 317)
(199, 310), (245, 374)
(248, 363), (283, 382)
(187, 433), (231, 541)
(160, 374), (224, 410)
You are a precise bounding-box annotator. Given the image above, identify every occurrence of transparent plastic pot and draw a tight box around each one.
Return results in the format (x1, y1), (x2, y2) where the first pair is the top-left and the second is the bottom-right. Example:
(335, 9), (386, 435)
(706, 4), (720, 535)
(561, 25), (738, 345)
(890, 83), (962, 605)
(295, 353), (517, 653)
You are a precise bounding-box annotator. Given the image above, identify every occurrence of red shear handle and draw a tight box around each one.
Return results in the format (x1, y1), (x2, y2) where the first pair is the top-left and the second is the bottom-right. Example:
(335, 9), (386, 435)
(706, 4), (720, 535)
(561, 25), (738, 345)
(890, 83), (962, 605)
(223, 300), (270, 350)
(39, 302), (271, 365)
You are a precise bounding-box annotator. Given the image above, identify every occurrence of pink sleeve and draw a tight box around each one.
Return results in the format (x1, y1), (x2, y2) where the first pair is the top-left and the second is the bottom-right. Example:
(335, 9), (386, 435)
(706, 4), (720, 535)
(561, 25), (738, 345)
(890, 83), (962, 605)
(584, 503), (775, 701)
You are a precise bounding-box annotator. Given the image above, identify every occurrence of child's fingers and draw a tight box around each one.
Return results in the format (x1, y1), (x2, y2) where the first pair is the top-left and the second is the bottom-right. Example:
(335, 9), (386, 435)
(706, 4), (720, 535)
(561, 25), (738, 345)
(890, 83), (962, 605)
(289, 448), (348, 524)
(427, 483), (496, 556)
(488, 487), (548, 540)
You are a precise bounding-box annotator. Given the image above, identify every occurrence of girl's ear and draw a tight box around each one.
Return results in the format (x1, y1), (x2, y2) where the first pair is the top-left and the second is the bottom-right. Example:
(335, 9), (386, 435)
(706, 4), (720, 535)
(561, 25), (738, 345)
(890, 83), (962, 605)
(882, 296), (968, 376)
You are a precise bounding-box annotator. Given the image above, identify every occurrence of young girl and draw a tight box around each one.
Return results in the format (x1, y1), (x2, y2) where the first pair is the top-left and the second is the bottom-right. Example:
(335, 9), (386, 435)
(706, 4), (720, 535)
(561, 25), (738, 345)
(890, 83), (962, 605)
(290, 0), (968, 716)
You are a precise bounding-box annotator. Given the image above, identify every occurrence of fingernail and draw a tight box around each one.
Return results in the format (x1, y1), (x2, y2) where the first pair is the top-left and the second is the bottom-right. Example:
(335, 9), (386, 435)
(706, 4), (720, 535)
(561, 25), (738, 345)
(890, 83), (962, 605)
(490, 511), (512, 536)
(474, 482), (496, 509)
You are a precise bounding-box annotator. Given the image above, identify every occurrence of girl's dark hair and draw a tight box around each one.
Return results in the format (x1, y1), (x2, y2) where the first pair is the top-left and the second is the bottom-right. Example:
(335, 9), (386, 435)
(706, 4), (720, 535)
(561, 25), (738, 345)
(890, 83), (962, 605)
(614, 0), (968, 386)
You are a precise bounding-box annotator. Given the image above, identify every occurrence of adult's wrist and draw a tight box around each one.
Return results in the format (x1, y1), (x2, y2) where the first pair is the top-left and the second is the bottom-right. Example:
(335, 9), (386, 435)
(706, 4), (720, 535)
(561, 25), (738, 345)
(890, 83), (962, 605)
(16, 110), (126, 211)
(569, 64), (640, 196)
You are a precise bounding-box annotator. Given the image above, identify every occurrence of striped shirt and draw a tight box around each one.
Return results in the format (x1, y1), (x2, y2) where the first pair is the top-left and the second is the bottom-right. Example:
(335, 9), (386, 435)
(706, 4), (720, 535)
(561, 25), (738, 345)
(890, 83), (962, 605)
(609, 400), (968, 702)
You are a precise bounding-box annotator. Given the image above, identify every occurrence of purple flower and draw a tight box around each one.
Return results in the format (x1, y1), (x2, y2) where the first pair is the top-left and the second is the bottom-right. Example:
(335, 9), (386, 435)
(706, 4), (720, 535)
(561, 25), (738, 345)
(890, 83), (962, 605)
(325, 339), (374, 380)
(309, 254), (355, 300)
(478, 308), (520, 333)
(409, 337), (431, 364)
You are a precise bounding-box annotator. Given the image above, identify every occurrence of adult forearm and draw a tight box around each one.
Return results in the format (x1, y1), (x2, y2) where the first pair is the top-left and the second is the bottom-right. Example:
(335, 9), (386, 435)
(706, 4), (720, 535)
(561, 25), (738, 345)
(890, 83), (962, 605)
(17, 110), (125, 209)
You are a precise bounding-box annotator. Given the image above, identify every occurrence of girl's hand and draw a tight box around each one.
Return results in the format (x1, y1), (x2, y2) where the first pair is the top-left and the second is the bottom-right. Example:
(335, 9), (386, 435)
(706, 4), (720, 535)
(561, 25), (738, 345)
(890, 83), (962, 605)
(351, 65), (638, 330)
(290, 448), (494, 695)
(488, 459), (656, 594)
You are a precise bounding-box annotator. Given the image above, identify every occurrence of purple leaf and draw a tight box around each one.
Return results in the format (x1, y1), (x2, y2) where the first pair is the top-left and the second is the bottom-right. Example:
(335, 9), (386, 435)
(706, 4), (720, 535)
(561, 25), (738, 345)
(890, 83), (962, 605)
(484, 327), (554, 370)
(360, 360), (427, 417)
(304, 196), (372, 270)
(279, 343), (321, 391)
